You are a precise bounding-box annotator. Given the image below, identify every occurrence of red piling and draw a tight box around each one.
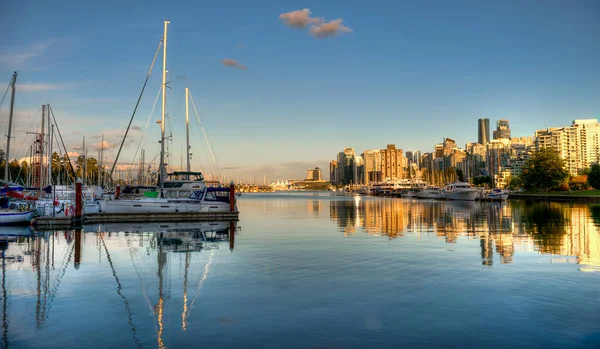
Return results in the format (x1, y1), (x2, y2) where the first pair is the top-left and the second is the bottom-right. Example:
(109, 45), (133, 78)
(75, 178), (82, 223)
(229, 181), (235, 212)
(229, 220), (235, 251)
(115, 184), (121, 200)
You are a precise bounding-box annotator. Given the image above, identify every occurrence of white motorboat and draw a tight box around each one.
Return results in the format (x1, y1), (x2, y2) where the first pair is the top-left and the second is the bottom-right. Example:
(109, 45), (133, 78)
(415, 187), (443, 199)
(483, 189), (509, 201)
(100, 187), (236, 214)
(441, 182), (480, 201)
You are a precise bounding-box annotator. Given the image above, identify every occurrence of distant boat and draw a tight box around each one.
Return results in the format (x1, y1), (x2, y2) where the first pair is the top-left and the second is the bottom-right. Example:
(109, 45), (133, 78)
(441, 182), (480, 201)
(415, 187), (443, 199)
(482, 188), (509, 201)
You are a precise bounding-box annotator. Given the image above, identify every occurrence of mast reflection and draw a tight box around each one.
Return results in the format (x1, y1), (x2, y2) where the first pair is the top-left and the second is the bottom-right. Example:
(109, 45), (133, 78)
(0, 221), (238, 348)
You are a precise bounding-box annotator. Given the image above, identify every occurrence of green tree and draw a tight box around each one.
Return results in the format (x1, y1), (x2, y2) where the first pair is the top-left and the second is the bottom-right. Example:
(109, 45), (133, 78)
(473, 175), (491, 187)
(520, 148), (569, 192)
(456, 169), (465, 182)
(508, 176), (523, 190)
(587, 164), (600, 190)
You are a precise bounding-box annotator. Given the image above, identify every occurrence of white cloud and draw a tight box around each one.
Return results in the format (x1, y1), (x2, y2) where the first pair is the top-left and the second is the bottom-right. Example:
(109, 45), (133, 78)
(0, 39), (56, 68)
(310, 19), (352, 38)
(221, 58), (247, 70)
(279, 9), (322, 29)
(19, 83), (72, 92)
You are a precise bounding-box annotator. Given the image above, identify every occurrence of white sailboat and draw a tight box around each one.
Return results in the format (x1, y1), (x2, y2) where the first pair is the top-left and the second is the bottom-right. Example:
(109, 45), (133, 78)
(100, 21), (237, 214)
(0, 72), (35, 225)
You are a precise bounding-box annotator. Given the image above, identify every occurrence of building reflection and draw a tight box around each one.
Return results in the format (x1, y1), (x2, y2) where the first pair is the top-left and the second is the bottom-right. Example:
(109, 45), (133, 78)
(330, 199), (600, 271)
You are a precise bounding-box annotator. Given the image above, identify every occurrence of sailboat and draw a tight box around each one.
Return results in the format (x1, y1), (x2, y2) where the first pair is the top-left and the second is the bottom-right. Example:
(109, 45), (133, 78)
(1, 72), (36, 225)
(100, 21), (237, 214)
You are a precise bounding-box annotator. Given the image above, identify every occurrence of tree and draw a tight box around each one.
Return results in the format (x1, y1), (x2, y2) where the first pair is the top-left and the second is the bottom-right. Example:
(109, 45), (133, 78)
(520, 148), (569, 192)
(569, 175), (588, 191)
(508, 176), (523, 190)
(473, 175), (491, 187)
(456, 169), (465, 182)
(587, 164), (600, 190)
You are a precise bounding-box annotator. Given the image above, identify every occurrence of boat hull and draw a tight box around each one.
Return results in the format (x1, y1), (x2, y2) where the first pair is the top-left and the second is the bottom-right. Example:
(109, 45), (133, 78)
(443, 190), (480, 201)
(415, 192), (442, 199)
(100, 199), (233, 214)
(0, 210), (35, 225)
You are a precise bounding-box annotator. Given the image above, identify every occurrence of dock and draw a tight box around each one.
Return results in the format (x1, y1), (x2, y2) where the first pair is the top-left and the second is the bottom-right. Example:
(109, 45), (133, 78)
(31, 211), (239, 230)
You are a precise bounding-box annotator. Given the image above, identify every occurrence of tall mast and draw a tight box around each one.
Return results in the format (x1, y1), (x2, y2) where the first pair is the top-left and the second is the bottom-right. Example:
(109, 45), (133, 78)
(99, 134), (104, 187)
(185, 87), (190, 178)
(159, 20), (170, 196)
(49, 124), (54, 185)
(40, 105), (45, 189)
(47, 105), (52, 186)
(4, 72), (17, 182)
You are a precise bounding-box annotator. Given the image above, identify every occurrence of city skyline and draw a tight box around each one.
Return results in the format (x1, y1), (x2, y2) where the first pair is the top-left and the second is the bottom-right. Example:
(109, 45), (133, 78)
(1, 1), (599, 182)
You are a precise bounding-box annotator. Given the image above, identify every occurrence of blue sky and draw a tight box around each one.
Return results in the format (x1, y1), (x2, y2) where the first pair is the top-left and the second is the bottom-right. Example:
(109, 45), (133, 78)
(0, 0), (599, 182)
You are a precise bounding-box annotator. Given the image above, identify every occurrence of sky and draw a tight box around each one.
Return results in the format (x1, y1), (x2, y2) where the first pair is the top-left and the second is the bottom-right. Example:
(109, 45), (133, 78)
(0, 0), (599, 183)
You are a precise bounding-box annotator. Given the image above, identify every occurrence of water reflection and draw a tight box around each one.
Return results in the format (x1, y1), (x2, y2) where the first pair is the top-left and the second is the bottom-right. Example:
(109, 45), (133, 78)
(0, 221), (237, 348)
(329, 198), (600, 271)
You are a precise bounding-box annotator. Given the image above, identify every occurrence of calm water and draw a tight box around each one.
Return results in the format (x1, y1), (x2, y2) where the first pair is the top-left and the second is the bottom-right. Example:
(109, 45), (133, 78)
(1, 193), (599, 348)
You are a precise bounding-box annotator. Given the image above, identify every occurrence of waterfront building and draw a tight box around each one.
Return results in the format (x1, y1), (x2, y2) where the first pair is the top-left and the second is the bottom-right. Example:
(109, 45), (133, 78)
(305, 167), (323, 181)
(381, 144), (404, 180)
(336, 148), (356, 185)
(413, 150), (422, 169)
(572, 119), (600, 169)
(493, 119), (511, 140)
(511, 136), (534, 147)
(354, 156), (364, 184)
(362, 149), (382, 184)
(486, 139), (511, 188)
(329, 160), (337, 183)
(478, 118), (490, 145)
(405, 151), (414, 167)
(535, 126), (580, 176)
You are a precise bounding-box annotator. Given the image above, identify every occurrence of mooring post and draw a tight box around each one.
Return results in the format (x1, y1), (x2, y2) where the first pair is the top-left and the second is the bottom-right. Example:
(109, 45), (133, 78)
(115, 184), (121, 200)
(74, 228), (82, 269)
(229, 181), (235, 212)
(75, 177), (82, 227)
(229, 220), (235, 252)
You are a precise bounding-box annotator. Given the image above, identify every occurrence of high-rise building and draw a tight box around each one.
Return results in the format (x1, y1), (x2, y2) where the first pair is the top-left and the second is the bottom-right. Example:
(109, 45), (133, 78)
(413, 150), (422, 169)
(493, 119), (511, 140)
(329, 161), (337, 183)
(405, 151), (414, 166)
(336, 148), (356, 185)
(572, 119), (600, 169)
(362, 150), (382, 184)
(486, 139), (511, 188)
(535, 126), (580, 176)
(381, 144), (404, 180)
(478, 118), (490, 145)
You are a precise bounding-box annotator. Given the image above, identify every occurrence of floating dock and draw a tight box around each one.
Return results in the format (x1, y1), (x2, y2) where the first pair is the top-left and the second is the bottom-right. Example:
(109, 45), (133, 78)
(31, 211), (239, 230)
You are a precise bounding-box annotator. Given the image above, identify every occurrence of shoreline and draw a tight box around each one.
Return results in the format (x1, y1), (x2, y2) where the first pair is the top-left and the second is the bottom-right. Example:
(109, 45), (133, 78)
(508, 193), (600, 203)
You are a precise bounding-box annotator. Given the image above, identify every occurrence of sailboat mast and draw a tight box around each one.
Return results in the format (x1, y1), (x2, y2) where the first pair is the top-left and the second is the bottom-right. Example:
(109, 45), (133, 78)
(185, 87), (190, 178)
(47, 105), (52, 186)
(100, 134), (104, 187)
(4, 72), (17, 182)
(159, 20), (170, 196)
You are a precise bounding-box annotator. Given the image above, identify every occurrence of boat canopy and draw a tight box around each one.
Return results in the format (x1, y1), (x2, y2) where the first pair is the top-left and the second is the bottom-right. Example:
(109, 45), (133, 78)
(168, 171), (204, 180)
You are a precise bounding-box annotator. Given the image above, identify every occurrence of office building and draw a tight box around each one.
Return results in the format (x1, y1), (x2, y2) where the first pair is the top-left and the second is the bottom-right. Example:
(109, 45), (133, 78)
(478, 118), (490, 145)
(493, 119), (511, 140)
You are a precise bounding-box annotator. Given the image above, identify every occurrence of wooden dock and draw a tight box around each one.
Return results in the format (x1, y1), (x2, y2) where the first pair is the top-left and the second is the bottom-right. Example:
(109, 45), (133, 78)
(31, 211), (239, 230)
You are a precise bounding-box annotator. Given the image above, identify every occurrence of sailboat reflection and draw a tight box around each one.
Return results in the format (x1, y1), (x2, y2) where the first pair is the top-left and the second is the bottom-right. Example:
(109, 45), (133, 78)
(90, 220), (237, 348)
